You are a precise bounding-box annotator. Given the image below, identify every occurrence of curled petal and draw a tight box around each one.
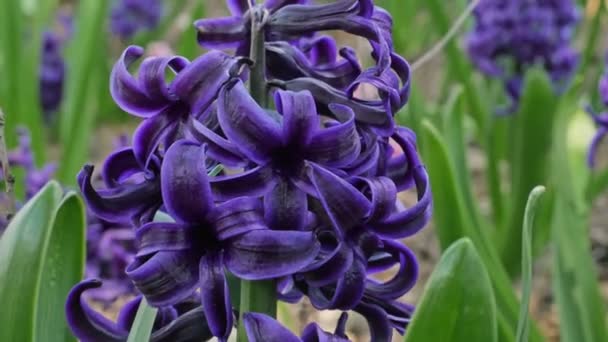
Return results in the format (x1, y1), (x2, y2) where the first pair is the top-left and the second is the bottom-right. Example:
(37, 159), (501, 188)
(353, 303), (392, 342)
(210, 196), (267, 240)
(227, 0), (252, 15)
(65, 279), (128, 342)
(331, 258), (366, 310)
(365, 240), (418, 300)
(110, 46), (169, 117)
(133, 112), (173, 168)
(301, 242), (353, 287)
(101, 147), (142, 188)
(170, 51), (237, 116)
(126, 251), (199, 307)
(275, 89), (320, 147)
(116, 296), (142, 331)
(190, 119), (245, 167)
(195, 17), (247, 49)
(218, 79), (282, 164)
(280, 78), (392, 133)
(199, 253), (233, 340)
(264, 179), (308, 230)
(308, 163), (370, 232)
(161, 140), (212, 223)
(301, 322), (349, 342)
(135, 222), (195, 256)
(138, 55), (188, 101)
(79, 165), (161, 223)
(151, 306), (213, 342)
(209, 164), (276, 201)
(225, 229), (320, 279)
(349, 176), (397, 222)
(306, 104), (360, 168)
(243, 313), (301, 342)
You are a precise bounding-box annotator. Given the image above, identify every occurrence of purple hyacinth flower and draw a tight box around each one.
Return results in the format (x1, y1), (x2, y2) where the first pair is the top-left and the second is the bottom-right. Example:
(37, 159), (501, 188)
(125, 140), (320, 340)
(244, 312), (350, 342)
(39, 31), (66, 120)
(66, 279), (213, 342)
(587, 108), (608, 168)
(78, 146), (162, 225)
(110, 46), (245, 167)
(467, 0), (579, 111)
(193, 79), (363, 229)
(110, 0), (163, 41)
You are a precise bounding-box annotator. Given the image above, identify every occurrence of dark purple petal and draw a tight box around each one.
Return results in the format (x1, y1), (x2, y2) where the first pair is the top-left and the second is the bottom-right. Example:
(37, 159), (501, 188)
(110, 46), (170, 117)
(150, 306), (213, 342)
(209, 164), (276, 201)
(227, 0), (252, 15)
(138, 54), (188, 100)
(225, 229), (320, 279)
(243, 312), (301, 342)
(302, 242), (353, 287)
(101, 147), (142, 188)
(195, 17), (247, 49)
(275, 89), (319, 147)
(353, 303), (391, 342)
(79, 165), (161, 223)
(135, 222), (195, 256)
(307, 163), (370, 232)
(306, 104), (361, 167)
(218, 79), (282, 164)
(65, 280), (128, 342)
(349, 176), (396, 222)
(116, 296), (142, 331)
(170, 51), (237, 116)
(280, 78), (392, 134)
(264, 179), (308, 230)
(190, 119), (246, 167)
(161, 140), (213, 224)
(199, 253), (233, 340)
(126, 251), (199, 307)
(132, 112), (173, 168)
(330, 258), (366, 310)
(209, 196), (267, 240)
(365, 240), (418, 300)
(301, 322), (349, 342)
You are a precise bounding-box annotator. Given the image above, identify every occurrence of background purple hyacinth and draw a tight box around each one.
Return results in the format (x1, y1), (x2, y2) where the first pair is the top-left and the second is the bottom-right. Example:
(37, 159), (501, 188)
(587, 54), (608, 169)
(110, 0), (163, 40)
(467, 0), (580, 111)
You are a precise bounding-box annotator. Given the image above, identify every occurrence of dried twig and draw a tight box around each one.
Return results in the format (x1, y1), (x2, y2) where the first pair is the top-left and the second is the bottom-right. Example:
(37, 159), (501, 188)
(411, 0), (480, 71)
(0, 108), (15, 220)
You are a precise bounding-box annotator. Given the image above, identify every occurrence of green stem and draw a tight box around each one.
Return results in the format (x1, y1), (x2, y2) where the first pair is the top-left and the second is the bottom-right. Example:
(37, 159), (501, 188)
(581, 1), (603, 74)
(236, 6), (276, 342)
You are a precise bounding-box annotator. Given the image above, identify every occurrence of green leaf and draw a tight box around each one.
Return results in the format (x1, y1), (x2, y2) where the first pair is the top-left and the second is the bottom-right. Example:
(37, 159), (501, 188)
(0, 181), (63, 342)
(551, 105), (608, 342)
(420, 120), (544, 342)
(58, 0), (110, 184)
(127, 298), (158, 342)
(516, 186), (546, 342)
(35, 192), (86, 342)
(500, 69), (557, 277)
(405, 238), (497, 342)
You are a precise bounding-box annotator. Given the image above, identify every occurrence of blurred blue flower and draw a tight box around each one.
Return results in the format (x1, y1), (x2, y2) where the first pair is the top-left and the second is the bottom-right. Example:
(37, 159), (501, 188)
(110, 0), (163, 40)
(467, 0), (580, 112)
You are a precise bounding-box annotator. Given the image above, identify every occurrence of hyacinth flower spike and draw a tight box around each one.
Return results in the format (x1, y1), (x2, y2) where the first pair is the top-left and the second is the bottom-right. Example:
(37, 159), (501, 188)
(66, 279), (214, 341)
(110, 0), (163, 40)
(125, 140), (320, 340)
(244, 312), (350, 342)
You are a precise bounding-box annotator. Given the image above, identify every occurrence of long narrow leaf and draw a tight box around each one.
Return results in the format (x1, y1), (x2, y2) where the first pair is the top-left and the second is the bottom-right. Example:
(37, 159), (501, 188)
(516, 186), (546, 342)
(35, 192), (86, 342)
(0, 181), (63, 341)
(58, 0), (110, 184)
(405, 238), (497, 342)
(127, 298), (158, 342)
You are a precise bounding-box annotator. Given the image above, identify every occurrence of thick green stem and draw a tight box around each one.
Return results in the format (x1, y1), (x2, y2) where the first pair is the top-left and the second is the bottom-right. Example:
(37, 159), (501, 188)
(236, 6), (276, 342)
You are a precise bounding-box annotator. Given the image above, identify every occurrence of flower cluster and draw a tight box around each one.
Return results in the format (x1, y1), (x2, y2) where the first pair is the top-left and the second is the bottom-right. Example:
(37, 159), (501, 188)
(0, 128), (56, 232)
(110, 0), (163, 41)
(587, 56), (608, 168)
(68, 0), (431, 341)
(467, 0), (579, 112)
